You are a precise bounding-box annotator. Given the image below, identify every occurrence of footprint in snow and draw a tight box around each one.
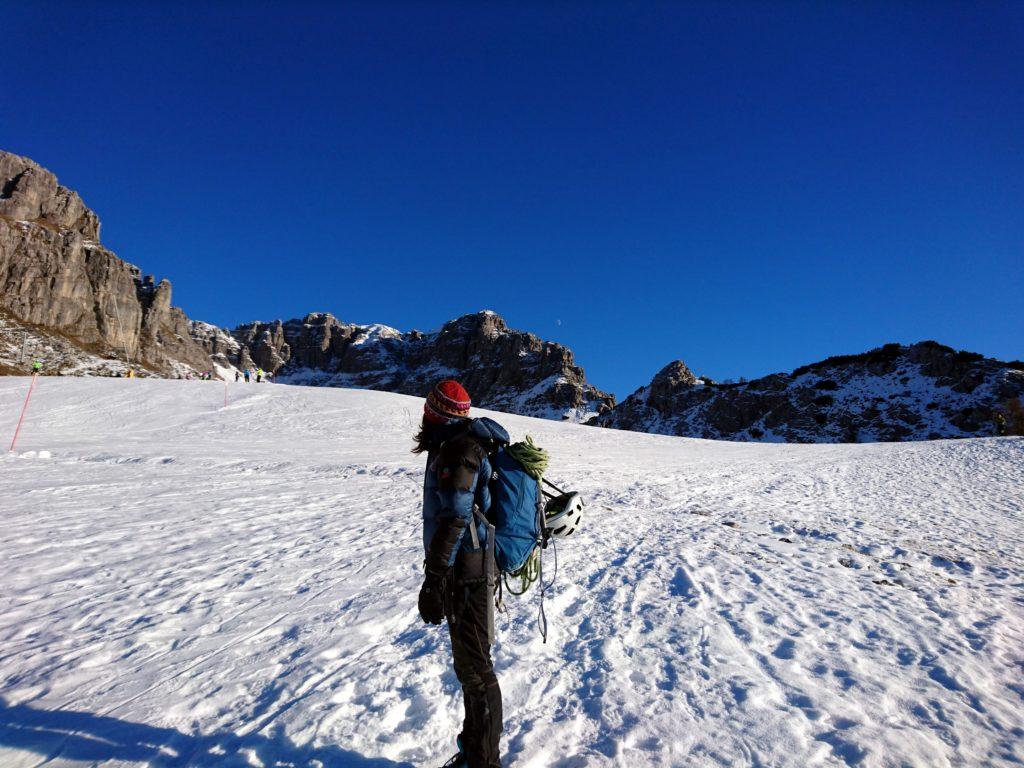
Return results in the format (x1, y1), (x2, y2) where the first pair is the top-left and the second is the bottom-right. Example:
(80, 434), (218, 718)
(773, 638), (797, 660)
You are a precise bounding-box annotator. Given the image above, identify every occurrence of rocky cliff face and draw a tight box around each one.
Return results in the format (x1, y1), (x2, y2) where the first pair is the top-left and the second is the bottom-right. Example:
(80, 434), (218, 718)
(0, 151), (211, 375)
(221, 310), (616, 421)
(599, 342), (1024, 442)
(188, 320), (243, 375)
(0, 153), (99, 240)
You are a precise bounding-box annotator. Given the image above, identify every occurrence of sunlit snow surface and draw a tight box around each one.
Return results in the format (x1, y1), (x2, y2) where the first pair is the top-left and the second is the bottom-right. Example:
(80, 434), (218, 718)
(0, 378), (1021, 768)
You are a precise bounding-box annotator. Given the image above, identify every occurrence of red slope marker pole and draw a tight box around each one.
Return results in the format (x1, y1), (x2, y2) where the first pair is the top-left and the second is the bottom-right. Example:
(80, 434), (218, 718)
(9, 372), (38, 452)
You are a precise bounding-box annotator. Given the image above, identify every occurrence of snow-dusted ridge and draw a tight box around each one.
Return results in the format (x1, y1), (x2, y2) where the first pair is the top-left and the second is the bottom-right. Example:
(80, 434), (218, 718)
(601, 342), (1024, 443)
(1, 378), (1021, 767)
(222, 310), (615, 423)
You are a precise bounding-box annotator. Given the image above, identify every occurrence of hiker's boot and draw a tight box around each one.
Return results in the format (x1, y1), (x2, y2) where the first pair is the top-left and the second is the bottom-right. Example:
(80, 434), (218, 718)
(440, 752), (466, 768)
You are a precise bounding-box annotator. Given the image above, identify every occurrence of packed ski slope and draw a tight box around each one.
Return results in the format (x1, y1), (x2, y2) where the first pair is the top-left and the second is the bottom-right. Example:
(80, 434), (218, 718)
(0, 378), (1021, 768)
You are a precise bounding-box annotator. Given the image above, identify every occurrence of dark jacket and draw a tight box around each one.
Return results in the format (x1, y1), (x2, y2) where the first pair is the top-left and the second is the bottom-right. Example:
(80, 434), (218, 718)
(422, 431), (491, 565)
(421, 418), (509, 566)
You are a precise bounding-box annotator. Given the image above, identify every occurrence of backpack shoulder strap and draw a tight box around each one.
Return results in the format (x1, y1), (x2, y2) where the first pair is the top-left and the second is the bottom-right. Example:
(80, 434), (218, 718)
(438, 432), (487, 492)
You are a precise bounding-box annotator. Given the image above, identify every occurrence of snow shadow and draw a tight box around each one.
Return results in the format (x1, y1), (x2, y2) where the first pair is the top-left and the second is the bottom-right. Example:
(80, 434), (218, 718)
(0, 699), (414, 767)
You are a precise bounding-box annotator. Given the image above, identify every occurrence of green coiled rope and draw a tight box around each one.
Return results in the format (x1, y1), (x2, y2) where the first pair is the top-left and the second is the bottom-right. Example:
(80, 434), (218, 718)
(504, 548), (541, 595)
(505, 435), (548, 480)
(501, 435), (549, 594)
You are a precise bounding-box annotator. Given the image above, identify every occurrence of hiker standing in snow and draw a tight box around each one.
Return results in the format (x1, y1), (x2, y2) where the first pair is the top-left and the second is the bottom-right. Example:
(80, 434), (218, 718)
(994, 412), (1007, 436)
(244, 368), (251, 383)
(30, 360), (42, 375)
(415, 380), (503, 768)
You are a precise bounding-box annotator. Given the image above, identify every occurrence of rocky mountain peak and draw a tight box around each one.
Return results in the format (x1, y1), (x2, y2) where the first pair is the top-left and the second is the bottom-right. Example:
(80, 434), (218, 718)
(644, 360), (701, 416)
(200, 308), (614, 422)
(441, 310), (508, 337)
(0, 152), (100, 240)
(600, 342), (1023, 442)
(651, 360), (698, 388)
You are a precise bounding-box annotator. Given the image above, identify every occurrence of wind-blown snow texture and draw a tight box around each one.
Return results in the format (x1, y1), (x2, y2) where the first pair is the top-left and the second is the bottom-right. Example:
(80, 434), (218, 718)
(1, 379), (1022, 767)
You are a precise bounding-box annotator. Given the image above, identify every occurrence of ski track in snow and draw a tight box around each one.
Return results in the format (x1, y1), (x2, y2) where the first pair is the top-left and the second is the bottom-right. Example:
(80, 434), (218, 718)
(0, 379), (1022, 768)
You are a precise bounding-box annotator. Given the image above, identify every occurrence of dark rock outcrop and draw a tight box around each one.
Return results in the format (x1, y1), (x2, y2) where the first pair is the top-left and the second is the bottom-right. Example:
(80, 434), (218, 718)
(599, 341), (1024, 442)
(224, 311), (615, 421)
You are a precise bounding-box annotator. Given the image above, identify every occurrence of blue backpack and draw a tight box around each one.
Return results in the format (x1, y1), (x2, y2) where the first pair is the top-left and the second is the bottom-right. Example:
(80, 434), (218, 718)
(465, 418), (544, 574)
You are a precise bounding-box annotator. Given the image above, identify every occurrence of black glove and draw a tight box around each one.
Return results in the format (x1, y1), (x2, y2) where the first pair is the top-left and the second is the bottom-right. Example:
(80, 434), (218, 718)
(418, 517), (467, 625)
(418, 569), (449, 625)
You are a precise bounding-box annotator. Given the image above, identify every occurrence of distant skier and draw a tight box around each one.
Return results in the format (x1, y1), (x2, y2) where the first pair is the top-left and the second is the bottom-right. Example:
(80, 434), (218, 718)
(256, 369), (263, 383)
(244, 369), (251, 383)
(415, 381), (503, 768)
(235, 370), (241, 382)
(30, 360), (42, 375)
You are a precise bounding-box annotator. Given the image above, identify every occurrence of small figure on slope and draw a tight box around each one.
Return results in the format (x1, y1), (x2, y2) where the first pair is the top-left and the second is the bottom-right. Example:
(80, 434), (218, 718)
(994, 411), (1007, 437)
(30, 360), (42, 375)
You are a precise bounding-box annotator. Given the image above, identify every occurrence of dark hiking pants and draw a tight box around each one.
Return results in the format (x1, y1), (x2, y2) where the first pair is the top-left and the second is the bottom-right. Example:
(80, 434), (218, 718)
(447, 576), (502, 768)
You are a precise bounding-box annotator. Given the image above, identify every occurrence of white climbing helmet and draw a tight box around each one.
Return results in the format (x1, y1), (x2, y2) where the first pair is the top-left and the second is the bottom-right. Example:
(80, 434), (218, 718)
(544, 492), (584, 539)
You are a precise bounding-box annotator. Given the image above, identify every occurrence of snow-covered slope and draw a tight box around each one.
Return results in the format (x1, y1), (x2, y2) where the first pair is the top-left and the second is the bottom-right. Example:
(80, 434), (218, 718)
(1, 378), (1021, 767)
(0, 309), (138, 378)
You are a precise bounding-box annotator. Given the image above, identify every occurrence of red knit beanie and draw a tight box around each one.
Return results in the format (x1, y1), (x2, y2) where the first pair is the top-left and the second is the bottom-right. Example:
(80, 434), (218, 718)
(424, 380), (471, 425)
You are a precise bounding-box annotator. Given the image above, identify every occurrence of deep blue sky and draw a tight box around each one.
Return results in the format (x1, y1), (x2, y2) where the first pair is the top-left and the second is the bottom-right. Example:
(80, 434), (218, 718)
(3, 2), (1021, 397)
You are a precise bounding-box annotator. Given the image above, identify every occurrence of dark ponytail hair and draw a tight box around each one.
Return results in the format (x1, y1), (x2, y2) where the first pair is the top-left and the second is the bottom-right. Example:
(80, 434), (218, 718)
(413, 415), (472, 454)
(412, 417), (435, 454)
